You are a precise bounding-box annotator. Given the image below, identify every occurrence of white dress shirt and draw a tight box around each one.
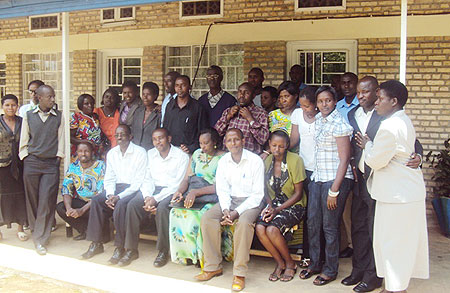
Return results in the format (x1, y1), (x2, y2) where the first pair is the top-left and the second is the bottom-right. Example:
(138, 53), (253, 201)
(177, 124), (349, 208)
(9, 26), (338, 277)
(18, 100), (38, 118)
(104, 142), (147, 199)
(355, 107), (374, 173)
(141, 145), (189, 202)
(215, 149), (264, 215)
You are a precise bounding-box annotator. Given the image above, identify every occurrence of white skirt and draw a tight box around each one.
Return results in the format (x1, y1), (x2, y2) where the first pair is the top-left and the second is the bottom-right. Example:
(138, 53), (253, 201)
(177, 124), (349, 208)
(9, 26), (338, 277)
(373, 200), (429, 291)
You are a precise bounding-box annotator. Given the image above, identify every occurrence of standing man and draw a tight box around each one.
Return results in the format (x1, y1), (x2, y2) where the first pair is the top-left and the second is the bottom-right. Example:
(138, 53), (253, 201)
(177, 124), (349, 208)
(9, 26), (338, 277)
(289, 64), (307, 91)
(160, 71), (180, 125)
(247, 67), (264, 107)
(163, 75), (209, 154)
(119, 81), (143, 126)
(195, 128), (264, 292)
(198, 65), (237, 128)
(19, 80), (44, 117)
(19, 85), (64, 255)
(336, 72), (359, 124)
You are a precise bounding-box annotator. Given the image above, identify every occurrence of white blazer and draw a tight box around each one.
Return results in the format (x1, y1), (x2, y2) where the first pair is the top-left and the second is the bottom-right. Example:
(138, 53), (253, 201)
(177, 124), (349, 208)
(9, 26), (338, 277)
(365, 110), (426, 203)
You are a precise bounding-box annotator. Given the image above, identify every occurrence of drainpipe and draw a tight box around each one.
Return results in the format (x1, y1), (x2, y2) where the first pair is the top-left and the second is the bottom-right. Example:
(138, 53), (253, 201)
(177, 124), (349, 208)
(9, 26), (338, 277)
(399, 0), (407, 84)
(62, 12), (71, 171)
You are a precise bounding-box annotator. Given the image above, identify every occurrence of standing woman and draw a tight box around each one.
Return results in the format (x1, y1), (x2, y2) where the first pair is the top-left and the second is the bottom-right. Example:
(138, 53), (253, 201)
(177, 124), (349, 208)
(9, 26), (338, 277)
(94, 88), (121, 149)
(299, 86), (354, 286)
(0, 94), (28, 241)
(268, 81), (299, 135)
(356, 80), (428, 293)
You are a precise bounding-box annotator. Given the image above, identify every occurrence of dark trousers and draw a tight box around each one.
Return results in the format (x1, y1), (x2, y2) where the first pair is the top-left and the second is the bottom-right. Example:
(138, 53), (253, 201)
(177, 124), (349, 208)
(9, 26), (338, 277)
(56, 198), (89, 234)
(23, 155), (60, 246)
(351, 170), (382, 286)
(308, 178), (353, 277)
(86, 184), (137, 247)
(302, 170), (313, 258)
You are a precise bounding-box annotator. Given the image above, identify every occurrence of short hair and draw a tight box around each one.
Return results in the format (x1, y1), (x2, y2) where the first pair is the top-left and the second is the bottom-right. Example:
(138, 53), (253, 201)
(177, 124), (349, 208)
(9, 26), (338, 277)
(116, 124), (132, 135)
(27, 80), (44, 89)
(299, 86), (319, 104)
(238, 82), (255, 95)
(316, 86), (338, 101)
(225, 128), (243, 139)
(176, 75), (191, 86)
(249, 67), (264, 78)
(359, 76), (379, 89)
(142, 82), (159, 97)
(77, 140), (95, 152)
(261, 86), (278, 100)
(35, 85), (54, 96)
(152, 127), (170, 138)
(165, 71), (180, 79)
(77, 94), (95, 111)
(269, 130), (290, 149)
(200, 128), (222, 149)
(208, 65), (223, 77)
(379, 80), (408, 108)
(122, 80), (139, 92)
(102, 88), (121, 107)
(1, 94), (19, 105)
(278, 81), (300, 100)
(342, 72), (358, 83)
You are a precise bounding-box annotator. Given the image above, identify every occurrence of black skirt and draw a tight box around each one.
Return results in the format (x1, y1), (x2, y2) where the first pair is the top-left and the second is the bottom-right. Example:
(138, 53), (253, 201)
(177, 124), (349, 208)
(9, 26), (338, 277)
(0, 165), (27, 226)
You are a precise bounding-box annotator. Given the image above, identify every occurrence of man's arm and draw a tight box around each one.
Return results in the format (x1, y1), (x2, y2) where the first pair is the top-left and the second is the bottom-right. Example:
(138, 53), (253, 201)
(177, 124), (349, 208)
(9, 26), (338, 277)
(103, 153), (117, 197)
(214, 108), (231, 136)
(215, 159), (232, 211)
(117, 150), (147, 198)
(56, 114), (65, 159)
(247, 110), (269, 146)
(234, 157), (265, 215)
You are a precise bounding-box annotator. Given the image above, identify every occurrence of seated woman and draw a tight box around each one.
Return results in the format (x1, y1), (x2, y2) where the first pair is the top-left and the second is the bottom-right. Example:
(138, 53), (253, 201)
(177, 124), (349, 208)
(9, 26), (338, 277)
(256, 130), (307, 282)
(70, 94), (104, 161)
(93, 88), (121, 149)
(169, 128), (225, 267)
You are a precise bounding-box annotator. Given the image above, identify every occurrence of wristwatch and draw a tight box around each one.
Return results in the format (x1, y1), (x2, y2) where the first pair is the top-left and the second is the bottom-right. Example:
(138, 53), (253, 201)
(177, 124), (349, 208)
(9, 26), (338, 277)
(249, 120), (255, 127)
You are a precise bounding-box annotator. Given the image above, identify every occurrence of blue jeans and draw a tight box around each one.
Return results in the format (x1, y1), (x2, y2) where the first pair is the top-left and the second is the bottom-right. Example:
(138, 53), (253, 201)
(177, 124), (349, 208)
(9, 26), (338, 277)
(307, 178), (353, 277)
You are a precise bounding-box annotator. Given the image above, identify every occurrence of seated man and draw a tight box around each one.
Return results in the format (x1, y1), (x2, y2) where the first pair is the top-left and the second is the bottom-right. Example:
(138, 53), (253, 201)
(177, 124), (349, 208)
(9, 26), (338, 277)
(195, 128), (264, 292)
(81, 125), (147, 263)
(122, 128), (189, 267)
(56, 142), (105, 241)
(215, 82), (269, 154)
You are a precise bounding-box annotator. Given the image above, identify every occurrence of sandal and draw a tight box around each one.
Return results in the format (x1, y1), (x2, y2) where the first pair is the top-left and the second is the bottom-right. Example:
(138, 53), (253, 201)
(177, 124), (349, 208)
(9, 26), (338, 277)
(17, 231), (28, 241)
(232, 276), (245, 292)
(269, 266), (284, 282)
(280, 265), (297, 282)
(299, 269), (320, 280)
(313, 274), (336, 286)
(299, 258), (310, 268)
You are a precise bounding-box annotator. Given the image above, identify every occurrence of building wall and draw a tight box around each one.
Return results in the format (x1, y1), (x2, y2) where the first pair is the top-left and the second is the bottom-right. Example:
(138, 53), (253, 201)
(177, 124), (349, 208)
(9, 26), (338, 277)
(73, 49), (97, 102)
(5, 54), (23, 103)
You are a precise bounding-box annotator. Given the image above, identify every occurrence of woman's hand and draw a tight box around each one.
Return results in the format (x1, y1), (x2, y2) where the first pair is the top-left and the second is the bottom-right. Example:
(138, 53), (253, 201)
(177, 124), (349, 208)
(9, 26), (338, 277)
(184, 190), (198, 208)
(327, 196), (337, 210)
(262, 206), (278, 222)
(171, 191), (183, 203)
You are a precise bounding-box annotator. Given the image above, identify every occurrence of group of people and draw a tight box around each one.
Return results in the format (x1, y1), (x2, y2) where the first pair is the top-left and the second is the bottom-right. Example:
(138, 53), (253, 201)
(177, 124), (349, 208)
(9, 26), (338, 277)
(0, 64), (429, 293)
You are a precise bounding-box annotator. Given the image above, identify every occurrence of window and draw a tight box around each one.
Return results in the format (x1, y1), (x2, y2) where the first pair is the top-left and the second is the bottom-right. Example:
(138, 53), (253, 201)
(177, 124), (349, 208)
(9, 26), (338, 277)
(101, 7), (135, 23)
(166, 44), (243, 98)
(180, 0), (223, 19)
(105, 57), (142, 95)
(29, 14), (59, 32)
(22, 53), (74, 110)
(0, 62), (5, 99)
(295, 0), (346, 11)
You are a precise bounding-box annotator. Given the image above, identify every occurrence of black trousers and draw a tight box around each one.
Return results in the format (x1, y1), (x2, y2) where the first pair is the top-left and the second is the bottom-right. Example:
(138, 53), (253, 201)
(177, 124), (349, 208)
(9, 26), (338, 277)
(350, 170), (382, 287)
(86, 184), (137, 247)
(23, 155), (60, 246)
(56, 198), (89, 234)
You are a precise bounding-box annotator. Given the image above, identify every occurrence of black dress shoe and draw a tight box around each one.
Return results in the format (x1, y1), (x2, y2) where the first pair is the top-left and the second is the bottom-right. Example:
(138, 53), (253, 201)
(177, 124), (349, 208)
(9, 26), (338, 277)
(35, 244), (47, 255)
(339, 247), (353, 258)
(108, 247), (125, 265)
(353, 281), (381, 292)
(341, 274), (363, 286)
(118, 249), (139, 267)
(73, 232), (86, 241)
(82, 242), (104, 259)
(153, 251), (169, 267)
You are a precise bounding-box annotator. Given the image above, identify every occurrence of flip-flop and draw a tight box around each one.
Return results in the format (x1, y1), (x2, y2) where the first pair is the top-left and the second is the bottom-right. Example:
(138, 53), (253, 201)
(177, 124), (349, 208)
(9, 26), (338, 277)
(17, 231), (28, 241)
(269, 267), (284, 282)
(313, 275), (336, 286)
(280, 265), (297, 282)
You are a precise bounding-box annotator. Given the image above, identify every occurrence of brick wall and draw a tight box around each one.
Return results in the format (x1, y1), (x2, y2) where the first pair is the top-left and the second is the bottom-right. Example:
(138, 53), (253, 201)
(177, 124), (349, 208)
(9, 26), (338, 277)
(5, 54), (23, 103)
(142, 46), (166, 102)
(72, 50), (97, 107)
(358, 36), (450, 194)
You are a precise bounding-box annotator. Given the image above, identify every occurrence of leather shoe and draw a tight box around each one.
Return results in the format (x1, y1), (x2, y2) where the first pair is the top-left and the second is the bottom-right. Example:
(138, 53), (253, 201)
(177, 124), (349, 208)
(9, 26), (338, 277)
(35, 244), (47, 255)
(73, 232), (86, 241)
(118, 249), (139, 267)
(353, 281), (381, 292)
(82, 242), (104, 259)
(341, 274), (363, 286)
(195, 269), (223, 281)
(153, 251), (169, 267)
(339, 247), (353, 258)
(108, 247), (125, 265)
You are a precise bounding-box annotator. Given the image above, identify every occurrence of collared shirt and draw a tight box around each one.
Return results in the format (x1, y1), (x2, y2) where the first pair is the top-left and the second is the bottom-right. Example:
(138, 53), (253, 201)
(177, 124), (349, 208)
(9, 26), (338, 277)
(104, 142), (147, 199)
(18, 100), (38, 118)
(61, 160), (105, 201)
(215, 103), (269, 154)
(19, 107), (65, 160)
(215, 149), (264, 215)
(355, 107), (375, 173)
(207, 89), (224, 108)
(160, 93), (177, 126)
(140, 145), (189, 202)
(312, 109), (354, 182)
(336, 95), (359, 124)
(253, 94), (262, 107)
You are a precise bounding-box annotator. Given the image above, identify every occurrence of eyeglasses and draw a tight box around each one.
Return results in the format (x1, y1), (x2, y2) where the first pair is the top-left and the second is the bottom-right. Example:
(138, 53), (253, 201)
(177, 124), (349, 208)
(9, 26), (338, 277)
(28, 90), (36, 94)
(206, 74), (220, 80)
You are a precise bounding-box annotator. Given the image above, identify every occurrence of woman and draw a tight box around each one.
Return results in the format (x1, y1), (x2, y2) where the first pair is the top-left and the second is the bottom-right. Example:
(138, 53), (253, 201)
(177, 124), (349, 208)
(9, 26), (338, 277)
(169, 128), (225, 267)
(131, 82), (161, 150)
(0, 94), (28, 241)
(261, 86), (278, 113)
(356, 80), (428, 293)
(93, 88), (121, 149)
(256, 130), (307, 282)
(299, 86), (354, 286)
(268, 81), (299, 135)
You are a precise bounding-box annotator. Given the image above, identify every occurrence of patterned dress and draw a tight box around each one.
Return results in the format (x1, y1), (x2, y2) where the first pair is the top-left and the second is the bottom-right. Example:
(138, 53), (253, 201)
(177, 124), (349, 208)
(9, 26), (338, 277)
(70, 112), (103, 161)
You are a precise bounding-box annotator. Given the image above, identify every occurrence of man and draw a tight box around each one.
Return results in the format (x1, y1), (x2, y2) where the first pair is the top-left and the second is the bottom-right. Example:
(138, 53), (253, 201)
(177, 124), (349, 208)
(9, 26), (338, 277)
(122, 128), (189, 267)
(215, 82), (269, 154)
(337, 72), (359, 124)
(56, 142), (105, 241)
(160, 71), (180, 125)
(19, 85), (64, 255)
(247, 67), (264, 107)
(331, 75), (344, 101)
(81, 125), (147, 263)
(163, 75), (209, 154)
(18, 80), (44, 117)
(195, 128), (264, 292)
(119, 81), (143, 126)
(198, 65), (237, 127)
(344, 76), (422, 292)
(289, 64), (307, 91)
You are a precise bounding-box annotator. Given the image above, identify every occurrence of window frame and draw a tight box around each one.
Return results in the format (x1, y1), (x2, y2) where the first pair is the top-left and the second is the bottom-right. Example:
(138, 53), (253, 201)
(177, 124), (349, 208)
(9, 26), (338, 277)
(179, 0), (224, 20)
(100, 7), (136, 24)
(28, 13), (60, 33)
(294, 0), (346, 12)
(0, 55), (6, 99)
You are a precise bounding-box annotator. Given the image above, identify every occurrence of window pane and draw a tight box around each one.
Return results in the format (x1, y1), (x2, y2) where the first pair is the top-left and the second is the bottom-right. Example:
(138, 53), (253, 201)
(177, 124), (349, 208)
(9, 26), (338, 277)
(323, 52), (346, 62)
(124, 58), (141, 66)
(103, 9), (115, 20)
(323, 63), (346, 73)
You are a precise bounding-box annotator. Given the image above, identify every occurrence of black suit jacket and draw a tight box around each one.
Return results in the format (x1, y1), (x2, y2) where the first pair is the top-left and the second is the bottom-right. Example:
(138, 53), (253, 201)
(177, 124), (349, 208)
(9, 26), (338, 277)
(131, 105), (161, 151)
